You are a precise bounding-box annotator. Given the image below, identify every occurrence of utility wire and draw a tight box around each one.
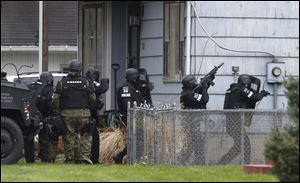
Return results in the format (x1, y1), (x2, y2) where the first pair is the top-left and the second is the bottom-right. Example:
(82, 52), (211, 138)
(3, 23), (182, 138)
(196, 32), (218, 81)
(190, 1), (277, 59)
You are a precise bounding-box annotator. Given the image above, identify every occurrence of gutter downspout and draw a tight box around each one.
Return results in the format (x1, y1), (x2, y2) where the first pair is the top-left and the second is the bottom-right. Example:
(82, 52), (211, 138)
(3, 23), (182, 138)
(185, 1), (191, 75)
(273, 57), (279, 109)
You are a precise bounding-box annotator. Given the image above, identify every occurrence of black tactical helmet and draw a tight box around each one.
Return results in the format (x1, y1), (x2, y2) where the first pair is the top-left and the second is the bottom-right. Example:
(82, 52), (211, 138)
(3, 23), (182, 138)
(69, 60), (82, 71)
(1, 72), (7, 80)
(238, 74), (252, 87)
(85, 67), (97, 79)
(40, 71), (54, 83)
(125, 68), (139, 81)
(182, 75), (197, 88)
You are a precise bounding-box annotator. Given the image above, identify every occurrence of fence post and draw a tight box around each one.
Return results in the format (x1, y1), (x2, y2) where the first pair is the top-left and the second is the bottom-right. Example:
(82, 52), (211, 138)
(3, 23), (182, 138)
(127, 102), (133, 164)
(204, 111), (209, 165)
(162, 110), (167, 164)
(241, 111), (245, 165)
(153, 110), (157, 164)
(172, 106), (177, 165)
(143, 109), (147, 164)
(132, 102), (137, 164)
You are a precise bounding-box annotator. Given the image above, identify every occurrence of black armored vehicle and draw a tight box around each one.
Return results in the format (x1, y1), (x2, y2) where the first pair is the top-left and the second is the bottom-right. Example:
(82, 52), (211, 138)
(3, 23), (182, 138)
(1, 64), (40, 164)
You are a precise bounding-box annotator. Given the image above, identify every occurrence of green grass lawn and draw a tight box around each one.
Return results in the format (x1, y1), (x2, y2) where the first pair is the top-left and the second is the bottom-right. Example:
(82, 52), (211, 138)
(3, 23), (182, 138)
(1, 162), (278, 182)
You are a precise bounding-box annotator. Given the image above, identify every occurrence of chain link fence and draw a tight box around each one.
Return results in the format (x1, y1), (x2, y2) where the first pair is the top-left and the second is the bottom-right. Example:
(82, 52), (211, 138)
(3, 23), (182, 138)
(127, 105), (290, 166)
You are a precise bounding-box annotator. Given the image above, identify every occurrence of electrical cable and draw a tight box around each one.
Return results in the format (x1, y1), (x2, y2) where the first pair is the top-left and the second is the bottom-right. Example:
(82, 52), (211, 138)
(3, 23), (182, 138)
(196, 32), (218, 81)
(190, 1), (277, 59)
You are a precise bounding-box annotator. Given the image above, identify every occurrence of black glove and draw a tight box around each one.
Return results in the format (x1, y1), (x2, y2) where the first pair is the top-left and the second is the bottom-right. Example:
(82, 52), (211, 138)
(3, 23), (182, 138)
(261, 90), (270, 97)
(52, 116), (68, 135)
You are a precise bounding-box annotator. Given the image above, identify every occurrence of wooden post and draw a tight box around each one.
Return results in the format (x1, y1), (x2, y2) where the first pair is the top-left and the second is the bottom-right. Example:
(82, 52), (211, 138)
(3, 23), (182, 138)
(42, 1), (48, 72)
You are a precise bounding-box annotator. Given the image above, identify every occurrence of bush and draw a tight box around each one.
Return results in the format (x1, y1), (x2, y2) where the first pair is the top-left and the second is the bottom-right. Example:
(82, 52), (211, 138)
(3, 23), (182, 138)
(264, 78), (299, 182)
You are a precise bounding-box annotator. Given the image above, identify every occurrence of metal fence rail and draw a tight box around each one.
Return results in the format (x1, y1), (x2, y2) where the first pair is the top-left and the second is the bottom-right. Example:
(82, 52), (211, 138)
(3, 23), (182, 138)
(127, 105), (290, 166)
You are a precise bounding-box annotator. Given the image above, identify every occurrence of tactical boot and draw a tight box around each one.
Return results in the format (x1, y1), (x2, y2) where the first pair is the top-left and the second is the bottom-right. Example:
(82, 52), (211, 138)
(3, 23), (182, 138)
(113, 155), (123, 164)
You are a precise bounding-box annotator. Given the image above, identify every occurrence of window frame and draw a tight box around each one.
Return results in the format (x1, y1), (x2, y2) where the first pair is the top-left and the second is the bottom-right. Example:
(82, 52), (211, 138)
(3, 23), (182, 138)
(163, 1), (185, 83)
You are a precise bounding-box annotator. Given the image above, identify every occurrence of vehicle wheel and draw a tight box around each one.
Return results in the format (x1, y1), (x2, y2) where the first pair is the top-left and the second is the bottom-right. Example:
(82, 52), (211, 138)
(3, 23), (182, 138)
(1, 116), (24, 164)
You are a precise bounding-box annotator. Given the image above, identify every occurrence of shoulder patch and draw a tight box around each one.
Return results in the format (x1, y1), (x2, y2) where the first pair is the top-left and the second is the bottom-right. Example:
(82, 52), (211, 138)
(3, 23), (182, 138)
(123, 86), (129, 93)
(243, 88), (250, 93)
(194, 93), (202, 101)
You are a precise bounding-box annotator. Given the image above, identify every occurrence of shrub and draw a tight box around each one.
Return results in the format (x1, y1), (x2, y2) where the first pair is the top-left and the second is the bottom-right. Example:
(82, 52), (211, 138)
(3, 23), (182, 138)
(264, 78), (299, 182)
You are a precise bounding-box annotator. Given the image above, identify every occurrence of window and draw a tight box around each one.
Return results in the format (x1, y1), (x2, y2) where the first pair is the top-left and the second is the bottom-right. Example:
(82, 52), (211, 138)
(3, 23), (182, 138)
(164, 1), (185, 82)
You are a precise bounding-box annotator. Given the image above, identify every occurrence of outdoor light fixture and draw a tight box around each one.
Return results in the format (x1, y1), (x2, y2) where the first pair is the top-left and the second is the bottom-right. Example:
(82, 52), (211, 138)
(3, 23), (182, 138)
(232, 66), (239, 74)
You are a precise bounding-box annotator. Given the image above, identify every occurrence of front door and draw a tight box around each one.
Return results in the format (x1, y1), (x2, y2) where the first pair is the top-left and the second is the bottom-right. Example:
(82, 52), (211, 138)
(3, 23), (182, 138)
(80, 2), (105, 75)
(79, 1), (110, 110)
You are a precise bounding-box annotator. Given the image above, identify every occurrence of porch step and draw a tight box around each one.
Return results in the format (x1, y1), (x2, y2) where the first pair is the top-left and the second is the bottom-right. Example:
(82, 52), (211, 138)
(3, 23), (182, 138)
(244, 164), (273, 174)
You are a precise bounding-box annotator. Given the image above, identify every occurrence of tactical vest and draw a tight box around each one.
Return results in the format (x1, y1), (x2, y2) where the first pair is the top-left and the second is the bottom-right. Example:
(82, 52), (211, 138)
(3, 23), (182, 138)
(29, 81), (46, 115)
(60, 77), (90, 109)
(223, 86), (246, 109)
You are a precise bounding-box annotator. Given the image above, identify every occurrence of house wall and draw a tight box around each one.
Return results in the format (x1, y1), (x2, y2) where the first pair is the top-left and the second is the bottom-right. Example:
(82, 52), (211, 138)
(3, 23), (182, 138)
(140, 1), (299, 109)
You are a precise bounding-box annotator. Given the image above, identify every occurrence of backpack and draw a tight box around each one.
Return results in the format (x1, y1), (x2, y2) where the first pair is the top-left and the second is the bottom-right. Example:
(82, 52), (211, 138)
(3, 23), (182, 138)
(29, 81), (48, 115)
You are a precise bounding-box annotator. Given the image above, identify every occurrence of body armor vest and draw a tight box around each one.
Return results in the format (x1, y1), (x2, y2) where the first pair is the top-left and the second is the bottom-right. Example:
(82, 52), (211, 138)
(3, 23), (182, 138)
(223, 85), (247, 109)
(60, 77), (90, 109)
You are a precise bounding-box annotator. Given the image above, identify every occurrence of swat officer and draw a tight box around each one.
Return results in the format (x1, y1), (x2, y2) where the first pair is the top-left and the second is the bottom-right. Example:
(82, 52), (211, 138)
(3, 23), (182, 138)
(85, 67), (109, 122)
(35, 72), (57, 162)
(53, 60), (96, 164)
(179, 75), (209, 165)
(137, 68), (153, 107)
(180, 75), (209, 109)
(1, 71), (7, 81)
(117, 68), (145, 123)
(23, 76), (44, 163)
(85, 67), (109, 164)
(218, 74), (270, 165)
(113, 68), (146, 163)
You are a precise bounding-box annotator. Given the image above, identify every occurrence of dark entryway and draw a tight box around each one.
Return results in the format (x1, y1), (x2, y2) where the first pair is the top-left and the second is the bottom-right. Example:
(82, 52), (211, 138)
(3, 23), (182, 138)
(127, 1), (141, 68)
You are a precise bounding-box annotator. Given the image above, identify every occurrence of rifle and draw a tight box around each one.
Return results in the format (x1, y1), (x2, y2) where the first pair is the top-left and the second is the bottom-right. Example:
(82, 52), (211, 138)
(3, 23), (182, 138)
(193, 62), (224, 92)
(44, 115), (68, 136)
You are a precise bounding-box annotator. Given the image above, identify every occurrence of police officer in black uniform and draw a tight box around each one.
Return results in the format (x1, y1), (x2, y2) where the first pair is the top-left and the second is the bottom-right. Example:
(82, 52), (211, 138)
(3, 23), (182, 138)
(218, 74), (270, 165)
(36, 72), (55, 162)
(23, 72), (54, 163)
(85, 67), (109, 164)
(180, 75), (209, 109)
(117, 68), (145, 123)
(1, 71), (7, 81)
(137, 68), (153, 107)
(179, 75), (209, 165)
(113, 68), (146, 163)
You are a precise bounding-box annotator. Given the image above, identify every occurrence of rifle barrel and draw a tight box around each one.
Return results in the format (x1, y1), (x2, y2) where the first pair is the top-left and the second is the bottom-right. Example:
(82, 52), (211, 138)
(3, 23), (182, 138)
(218, 62), (224, 68)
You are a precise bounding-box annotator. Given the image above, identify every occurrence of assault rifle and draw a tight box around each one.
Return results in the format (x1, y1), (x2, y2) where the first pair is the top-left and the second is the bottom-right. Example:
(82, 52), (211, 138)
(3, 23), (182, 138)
(193, 62), (224, 92)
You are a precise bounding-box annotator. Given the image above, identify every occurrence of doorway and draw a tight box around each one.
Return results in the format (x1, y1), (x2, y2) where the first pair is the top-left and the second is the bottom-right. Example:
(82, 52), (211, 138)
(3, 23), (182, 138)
(80, 2), (105, 76)
(127, 1), (141, 68)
